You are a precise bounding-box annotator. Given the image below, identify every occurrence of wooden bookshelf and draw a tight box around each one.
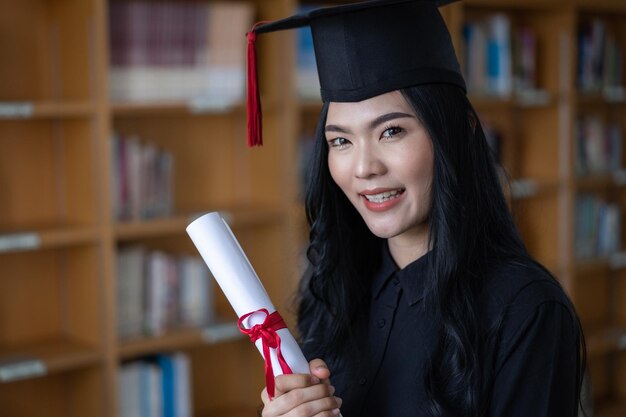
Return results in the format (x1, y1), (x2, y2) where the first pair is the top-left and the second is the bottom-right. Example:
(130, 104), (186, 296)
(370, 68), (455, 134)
(0, 0), (297, 416)
(447, 1), (626, 415)
(2, 0), (626, 416)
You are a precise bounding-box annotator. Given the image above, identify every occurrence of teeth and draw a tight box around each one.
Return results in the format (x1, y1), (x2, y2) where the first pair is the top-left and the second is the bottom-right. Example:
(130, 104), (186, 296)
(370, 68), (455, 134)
(364, 189), (402, 203)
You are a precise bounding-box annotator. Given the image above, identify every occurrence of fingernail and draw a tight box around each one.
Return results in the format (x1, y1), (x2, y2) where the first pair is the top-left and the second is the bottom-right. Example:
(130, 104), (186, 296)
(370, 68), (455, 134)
(311, 376), (320, 384)
(332, 409), (340, 416)
(329, 385), (336, 395)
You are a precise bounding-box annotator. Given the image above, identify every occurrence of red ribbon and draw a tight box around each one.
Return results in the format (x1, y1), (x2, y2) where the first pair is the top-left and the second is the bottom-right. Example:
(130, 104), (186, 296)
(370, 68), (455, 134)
(238, 308), (292, 399)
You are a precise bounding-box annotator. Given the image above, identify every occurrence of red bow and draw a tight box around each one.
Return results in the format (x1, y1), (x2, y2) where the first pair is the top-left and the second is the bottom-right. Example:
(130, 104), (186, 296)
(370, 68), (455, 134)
(238, 309), (292, 399)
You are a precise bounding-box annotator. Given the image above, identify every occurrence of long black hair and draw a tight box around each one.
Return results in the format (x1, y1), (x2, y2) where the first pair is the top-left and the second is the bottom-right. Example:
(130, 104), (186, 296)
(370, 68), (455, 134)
(297, 83), (586, 416)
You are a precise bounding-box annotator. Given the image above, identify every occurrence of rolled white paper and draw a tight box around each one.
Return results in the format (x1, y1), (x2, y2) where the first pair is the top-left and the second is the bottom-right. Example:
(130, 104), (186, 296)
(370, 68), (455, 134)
(186, 212), (309, 376)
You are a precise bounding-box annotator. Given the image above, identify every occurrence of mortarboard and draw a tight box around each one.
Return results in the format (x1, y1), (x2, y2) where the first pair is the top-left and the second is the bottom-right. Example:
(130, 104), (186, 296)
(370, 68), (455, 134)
(246, 0), (464, 147)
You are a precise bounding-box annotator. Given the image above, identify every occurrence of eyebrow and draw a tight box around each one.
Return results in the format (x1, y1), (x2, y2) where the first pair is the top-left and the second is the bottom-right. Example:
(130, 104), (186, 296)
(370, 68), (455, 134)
(325, 112), (415, 134)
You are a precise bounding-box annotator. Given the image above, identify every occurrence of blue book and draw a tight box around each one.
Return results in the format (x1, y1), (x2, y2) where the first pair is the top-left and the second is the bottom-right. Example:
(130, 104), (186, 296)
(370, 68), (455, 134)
(158, 354), (176, 417)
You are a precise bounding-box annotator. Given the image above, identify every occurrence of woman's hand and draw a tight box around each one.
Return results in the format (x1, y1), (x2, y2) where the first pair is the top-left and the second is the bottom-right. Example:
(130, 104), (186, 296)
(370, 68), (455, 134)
(260, 359), (342, 417)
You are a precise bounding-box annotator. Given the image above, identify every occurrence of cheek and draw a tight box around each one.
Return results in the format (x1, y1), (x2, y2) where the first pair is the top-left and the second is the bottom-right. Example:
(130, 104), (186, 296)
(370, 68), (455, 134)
(328, 154), (349, 192)
(402, 143), (434, 197)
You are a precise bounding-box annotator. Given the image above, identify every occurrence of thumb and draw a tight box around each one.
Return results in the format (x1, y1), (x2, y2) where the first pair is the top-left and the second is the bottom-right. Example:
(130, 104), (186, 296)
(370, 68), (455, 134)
(309, 358), (331, 382)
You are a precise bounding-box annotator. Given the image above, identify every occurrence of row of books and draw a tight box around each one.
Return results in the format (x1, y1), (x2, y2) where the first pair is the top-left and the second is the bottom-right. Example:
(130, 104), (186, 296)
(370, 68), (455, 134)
(111, 133), (174, 222)
(577, 19), (624, 93)
(463, 15), (537, 97)
(117, 246), (214, 339)
(119, 352), (192, 417)
(108, 1), (253, 104)
(575, 116), (623, 177)
(575, 195), (621, 260)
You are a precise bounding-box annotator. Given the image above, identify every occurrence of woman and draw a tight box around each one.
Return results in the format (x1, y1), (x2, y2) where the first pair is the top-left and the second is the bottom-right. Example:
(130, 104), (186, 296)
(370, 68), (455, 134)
(247, 1), (586, 416)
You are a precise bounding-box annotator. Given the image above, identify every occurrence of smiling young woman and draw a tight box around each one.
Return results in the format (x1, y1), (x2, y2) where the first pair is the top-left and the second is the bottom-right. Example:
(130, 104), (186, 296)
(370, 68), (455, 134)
(325, 91), (434, 268)
(246, 1), (587, 417)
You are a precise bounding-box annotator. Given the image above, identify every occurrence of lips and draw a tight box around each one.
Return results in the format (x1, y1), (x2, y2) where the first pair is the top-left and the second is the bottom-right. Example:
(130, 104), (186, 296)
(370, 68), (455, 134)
(360, 188), (405, 212)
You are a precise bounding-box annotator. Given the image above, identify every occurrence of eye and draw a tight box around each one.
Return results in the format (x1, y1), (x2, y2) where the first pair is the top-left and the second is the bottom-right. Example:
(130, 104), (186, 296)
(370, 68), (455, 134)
(381, 125), (404, 139)
(327, 137), (351, 149)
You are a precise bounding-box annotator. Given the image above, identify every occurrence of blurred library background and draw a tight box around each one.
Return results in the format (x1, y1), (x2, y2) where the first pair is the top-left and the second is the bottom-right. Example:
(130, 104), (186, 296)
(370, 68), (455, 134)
(1, 0), (626, 416)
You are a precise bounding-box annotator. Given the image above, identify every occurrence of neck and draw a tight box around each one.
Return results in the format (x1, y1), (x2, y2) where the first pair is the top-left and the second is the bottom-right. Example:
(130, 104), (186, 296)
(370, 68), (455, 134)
(387, 226), (430, 269)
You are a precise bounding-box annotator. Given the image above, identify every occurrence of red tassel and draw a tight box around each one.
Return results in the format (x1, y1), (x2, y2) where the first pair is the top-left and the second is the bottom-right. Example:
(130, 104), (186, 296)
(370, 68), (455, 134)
(247, 29), (262, 147)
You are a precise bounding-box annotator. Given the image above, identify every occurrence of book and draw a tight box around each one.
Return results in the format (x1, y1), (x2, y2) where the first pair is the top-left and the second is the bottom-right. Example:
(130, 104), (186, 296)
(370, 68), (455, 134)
(117, 247), (215, 339)
(575, 115), (623, 177)
(111, 133), (174, 221)
(575, 194), (621, 259)
(108, 1), (254, 105)
(119, 353), (193, 417)
(117, 246), (146, 339)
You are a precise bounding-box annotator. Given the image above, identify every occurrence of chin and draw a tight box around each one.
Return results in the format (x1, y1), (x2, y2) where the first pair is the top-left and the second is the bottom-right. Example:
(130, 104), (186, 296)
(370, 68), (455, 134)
(362, 220), (404, 239)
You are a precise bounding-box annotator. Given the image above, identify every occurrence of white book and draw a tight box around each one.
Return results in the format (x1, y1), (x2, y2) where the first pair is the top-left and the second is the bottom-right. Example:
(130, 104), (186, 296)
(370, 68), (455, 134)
(179, 257), (213, 327)
(140, 362), (163, 417)
(157, 151), (174, 218)
(145, 251), (169, 336)
(119, 363), (142, 417)
(126, 136), (143, 220)
(117, 246), (146, 339)
(173, 353), (192, 417)
(140, 142), (158, 219)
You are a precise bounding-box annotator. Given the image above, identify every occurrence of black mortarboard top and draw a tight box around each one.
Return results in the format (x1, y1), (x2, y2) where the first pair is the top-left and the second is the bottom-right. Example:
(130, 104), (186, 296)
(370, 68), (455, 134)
(246, 0), (463, 147)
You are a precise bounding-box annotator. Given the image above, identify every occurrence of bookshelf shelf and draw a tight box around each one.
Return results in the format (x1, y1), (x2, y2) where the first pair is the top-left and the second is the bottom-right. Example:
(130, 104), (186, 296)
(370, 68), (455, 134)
(114, 208), (283, 241)
(115, 215), (202, 241)
(509, 178), (562, 200)
(469, 90), (554, 110)
(575, 174), (625, 191)
(0, 101), (96, 119)
(0, 337), (101, 379)
(0, 227), (99, 253)
(110, 96), (279, 117)
(119, 321), (243, 360)
(111, 100), (245, 117)
(575, 258), (611, 275)
(576, 92), (626, 107)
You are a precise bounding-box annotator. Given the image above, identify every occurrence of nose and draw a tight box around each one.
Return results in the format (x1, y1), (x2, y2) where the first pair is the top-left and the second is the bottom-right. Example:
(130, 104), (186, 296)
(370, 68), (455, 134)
(354, 143), (386, 179)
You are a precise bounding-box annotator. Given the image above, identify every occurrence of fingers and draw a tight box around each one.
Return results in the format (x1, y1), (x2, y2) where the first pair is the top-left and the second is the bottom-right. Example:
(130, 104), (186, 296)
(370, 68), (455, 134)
(274, 373), (319, 397)
(309, 358), (331, 382)
(260, 359), (338, 417)
(261, 387), (269, 406)
(270, 383), (341, 416)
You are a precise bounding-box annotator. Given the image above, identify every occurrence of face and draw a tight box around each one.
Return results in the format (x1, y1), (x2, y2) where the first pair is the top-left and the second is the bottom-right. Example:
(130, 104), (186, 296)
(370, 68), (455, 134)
(326, 91), (434, 246)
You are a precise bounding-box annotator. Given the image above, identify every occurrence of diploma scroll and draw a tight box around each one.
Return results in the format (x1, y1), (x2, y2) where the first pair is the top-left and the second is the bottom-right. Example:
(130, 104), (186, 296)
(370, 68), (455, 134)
(186, 212), (310, 394)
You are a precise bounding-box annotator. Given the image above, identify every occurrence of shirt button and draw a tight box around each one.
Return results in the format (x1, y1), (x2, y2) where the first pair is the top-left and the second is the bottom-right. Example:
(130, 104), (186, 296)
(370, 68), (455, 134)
(358, 377), (367, 385)
(377, 319), (386, 328)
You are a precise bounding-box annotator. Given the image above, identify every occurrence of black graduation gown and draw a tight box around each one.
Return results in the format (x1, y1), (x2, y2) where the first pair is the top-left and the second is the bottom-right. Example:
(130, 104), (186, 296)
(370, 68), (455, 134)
(301, 247), (581, 417)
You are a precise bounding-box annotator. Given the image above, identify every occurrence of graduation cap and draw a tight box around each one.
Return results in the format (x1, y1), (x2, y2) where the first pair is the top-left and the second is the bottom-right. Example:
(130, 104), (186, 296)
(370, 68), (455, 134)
(246, 0), (464, 147)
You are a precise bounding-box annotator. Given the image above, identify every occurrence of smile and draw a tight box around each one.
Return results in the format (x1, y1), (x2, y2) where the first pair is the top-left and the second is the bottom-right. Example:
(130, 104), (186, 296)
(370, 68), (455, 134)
(362, 188), (404, 203)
